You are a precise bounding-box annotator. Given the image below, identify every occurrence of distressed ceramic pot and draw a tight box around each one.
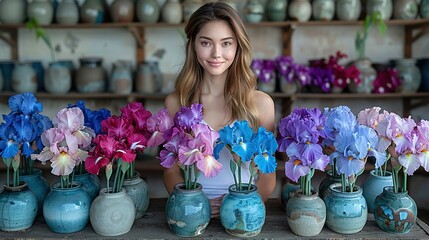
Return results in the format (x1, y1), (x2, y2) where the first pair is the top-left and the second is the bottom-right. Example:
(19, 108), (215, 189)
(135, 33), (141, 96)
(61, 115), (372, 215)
(165, 182), (210, 237)
(362, 170), (393, 213)
(220, 184), (265, 237)
(19, 169), (50, 215)
(123, 172), (150, 219)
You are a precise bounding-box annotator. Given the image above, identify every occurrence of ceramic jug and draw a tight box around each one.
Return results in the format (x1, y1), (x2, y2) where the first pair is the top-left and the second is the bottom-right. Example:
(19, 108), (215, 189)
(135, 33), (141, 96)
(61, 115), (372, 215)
(27, 0), (54, 25)
(0, 0), (26, 24)
(81, 0), (105, 23)
(111, 0), (134, 22)
(55, 0), (79, 24)
(161, 0), (183, 24)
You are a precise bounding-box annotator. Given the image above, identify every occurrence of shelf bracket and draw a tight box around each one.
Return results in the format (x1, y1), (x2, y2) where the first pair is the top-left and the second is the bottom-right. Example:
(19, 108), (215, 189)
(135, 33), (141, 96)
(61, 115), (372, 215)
(404, 24), (429, 58)
(282, 26), (293, 56)
(128, 26), (145, 64)
(0, 29), (18, 60)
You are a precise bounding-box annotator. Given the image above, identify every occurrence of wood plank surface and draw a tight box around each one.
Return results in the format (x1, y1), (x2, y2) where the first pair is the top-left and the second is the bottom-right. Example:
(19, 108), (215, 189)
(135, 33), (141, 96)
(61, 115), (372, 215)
(0, 198), (427, 239)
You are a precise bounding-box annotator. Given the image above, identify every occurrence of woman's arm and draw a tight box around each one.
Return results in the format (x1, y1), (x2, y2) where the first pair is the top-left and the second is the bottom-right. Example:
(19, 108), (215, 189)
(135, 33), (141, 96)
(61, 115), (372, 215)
(253, 90), (276, 201)
(163, 93), (184, 194)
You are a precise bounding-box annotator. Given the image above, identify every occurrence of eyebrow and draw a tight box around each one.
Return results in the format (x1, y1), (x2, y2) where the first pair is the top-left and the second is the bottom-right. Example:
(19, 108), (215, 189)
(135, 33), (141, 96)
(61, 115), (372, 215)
(198, 36), (235, 41)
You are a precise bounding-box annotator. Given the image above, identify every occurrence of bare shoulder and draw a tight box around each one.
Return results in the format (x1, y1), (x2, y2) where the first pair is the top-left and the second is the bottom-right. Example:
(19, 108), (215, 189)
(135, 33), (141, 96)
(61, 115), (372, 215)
(165, 92), (181, 117)
(251, 90), (275, 131)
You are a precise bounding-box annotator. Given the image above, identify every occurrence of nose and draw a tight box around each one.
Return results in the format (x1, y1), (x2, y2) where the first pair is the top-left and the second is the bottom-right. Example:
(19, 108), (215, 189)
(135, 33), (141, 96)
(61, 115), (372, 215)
(211, 45), (221, 59)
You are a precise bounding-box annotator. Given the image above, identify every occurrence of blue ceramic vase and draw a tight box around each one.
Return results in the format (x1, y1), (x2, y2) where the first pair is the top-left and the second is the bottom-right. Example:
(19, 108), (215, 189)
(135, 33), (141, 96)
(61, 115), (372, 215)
(20, 168), (50, 215)
(123, 171), (150, 219)
(220, 184), (265, 237)
(0, 182), (38, 231)
(324, 183), (368, 234)
(286, 190), (326, 236)
(373, 186), (417, 234)
(362, 170), (393, 213)
(43, 182), (91, 233)
(165, 182), (210, 237)
(74, 172), (101, 202)
(318, 170), (341, 200)
(417, 58), (429, 91)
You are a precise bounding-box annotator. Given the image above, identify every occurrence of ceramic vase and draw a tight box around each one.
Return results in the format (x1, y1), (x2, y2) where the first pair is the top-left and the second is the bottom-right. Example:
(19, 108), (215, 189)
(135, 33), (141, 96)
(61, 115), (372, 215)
(161, 0), (183, 24)
(362, 170), (393, 213)
(288, 0), (312, 22)
(420, 0), (429, 18)
(27, 60), (44, 92)
(286, 190), (326, 236)
(266, 0), (288, 21)
(0, 69), (3, 91)
(76, 57), (106, 93)
(366, 0), (393, 20)
(19, 169), (50, 215)
(44, 62), (72, 94)
(280, 76), (300, 94)
(136, 0), (160, 23)
(135, 61), (162, 94)
(90, 188), (135, 236)
(55, 0), (79, 24)
(27, 0), (54, 25)
(73, 172), (101, 202)
(109, 60), (133, 94)
(281, 181), (300, 210)
(336, 0), (361, 20)
(182, 0), (203, 22)
(220, 184), (265, 237)
(373, 186), (417, 234)
(0, 183), (38, 231)
(81, 0), (105, 24)
(243, 0), (264, 23)
(417, 58), (429, 91)
(312, 0), (335, 21)
(43, 182), (91, 233)
(123, 172), (150, 219)
(393, 0), (418, 19)
(11, 62), (37, 93)
(0, 61), (15, 91)
(165, 182), (210, 237)
(394, 58), (422, 93)
(111, 0), (134, 22)
(325, 183), (368, 234)
(0, 0), (26, 24)
(349, 58), (376, 94)
(318, 170), (341, 200)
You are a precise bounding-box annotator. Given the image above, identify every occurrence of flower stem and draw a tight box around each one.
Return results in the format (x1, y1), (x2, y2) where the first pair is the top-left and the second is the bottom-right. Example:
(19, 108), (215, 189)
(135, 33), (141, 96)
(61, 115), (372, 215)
(403, 168), (407, 192)
(237, 161), (242, 191)
(113, 162), (121, 193)
(341, 174), (346, 192)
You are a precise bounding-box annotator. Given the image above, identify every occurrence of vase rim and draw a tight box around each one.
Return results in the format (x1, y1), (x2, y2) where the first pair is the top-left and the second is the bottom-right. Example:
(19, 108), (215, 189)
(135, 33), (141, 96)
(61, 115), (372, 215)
(292, 189), (320, 199)
(3, 181), (28, 191)
(382, 186), (408, 195)
(99, 187), (127, 196)
(52, 181), (82, 190)
(369, 169), (392, 177)
(228, 183), (258, 194)
(174, 182), (203, 193)
(329, 183), (363, 196)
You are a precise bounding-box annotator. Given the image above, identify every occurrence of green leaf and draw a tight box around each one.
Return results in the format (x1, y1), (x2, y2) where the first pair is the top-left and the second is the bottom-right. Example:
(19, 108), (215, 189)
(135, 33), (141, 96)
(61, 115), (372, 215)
(2, 157), (12, 167)
(230, 159), (237, 174)
(11, 156), (20, 171)
(121, 161), (130, 173)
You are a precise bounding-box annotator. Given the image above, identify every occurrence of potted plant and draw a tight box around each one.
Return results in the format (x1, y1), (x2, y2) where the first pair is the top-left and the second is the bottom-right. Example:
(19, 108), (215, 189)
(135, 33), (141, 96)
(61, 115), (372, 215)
(277, 107), (330, 237)
(147, 103), (222, 237)
(351, 11), (387, 93)
(31, 106), (96, 233)
(215, 120), (277, 237)
(0, 92), (52, 230)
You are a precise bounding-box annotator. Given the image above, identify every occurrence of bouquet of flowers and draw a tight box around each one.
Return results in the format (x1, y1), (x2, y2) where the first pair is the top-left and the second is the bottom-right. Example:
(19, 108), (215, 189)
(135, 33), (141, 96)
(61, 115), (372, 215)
(277, 108), (329, 195)
(214, 120), (277, 192)
(275, 56), (311, 87)
(147, 103), (222, 190)
(85, 102), (152, 193)
(31, 106), (96, 188)
(375, 112), (429, 193)
(0, 93), (52, 187)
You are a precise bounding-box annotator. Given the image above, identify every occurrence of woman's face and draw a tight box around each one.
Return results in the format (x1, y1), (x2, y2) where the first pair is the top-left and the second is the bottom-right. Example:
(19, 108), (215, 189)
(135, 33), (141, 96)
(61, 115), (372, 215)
(194, 20), (238, 78)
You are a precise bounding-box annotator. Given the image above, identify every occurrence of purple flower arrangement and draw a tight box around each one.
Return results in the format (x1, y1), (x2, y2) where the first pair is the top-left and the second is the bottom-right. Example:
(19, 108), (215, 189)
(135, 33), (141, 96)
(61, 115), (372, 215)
(373, 67), (401, 93)
(275, 56), (311, 87)
(251, 59), (276, 83)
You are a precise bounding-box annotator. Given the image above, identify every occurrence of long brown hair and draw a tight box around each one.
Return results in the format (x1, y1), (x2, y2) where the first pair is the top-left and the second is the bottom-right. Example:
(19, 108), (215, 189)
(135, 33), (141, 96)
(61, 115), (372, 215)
(174, 2), (259, 128)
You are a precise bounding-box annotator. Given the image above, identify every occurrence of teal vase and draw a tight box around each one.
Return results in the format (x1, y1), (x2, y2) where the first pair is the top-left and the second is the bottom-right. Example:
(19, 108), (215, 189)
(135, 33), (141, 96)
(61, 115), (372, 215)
(165, 182), (210, 237)
(318, 170), (341, 200)
(73, 172), (101, 202)
(43, 182), (91, 233)
(20, 168), (50, 215)
(362, 170), (393, 213)
(373, 186), (417, 234)
(324, 183), (368, 234)
(281, 181), (300, 210)
(123, 172), (150, 219)
(220, 184), (265, 237)
(286, 190), (326, 236)
(0, 183), (38, 231)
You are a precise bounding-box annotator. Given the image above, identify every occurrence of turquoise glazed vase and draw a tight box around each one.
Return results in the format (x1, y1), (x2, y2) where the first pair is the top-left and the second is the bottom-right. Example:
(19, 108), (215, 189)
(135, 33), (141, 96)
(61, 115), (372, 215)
(281, 181), (300, 210)
(318, 170), (341, 200)
(373, 186), (417, 234)
(20, 168), (50, 215)
(0, 182), (38, 231)
(123, 171), (150, 219)
(43, 182), (91, 233)
(324, 183), (368, 234)
(165, 182), (210, 237)
(74, 172), (101, 202)
(220, 184), (265, 237)
(286, 190), (326, 236)
(362, 170), (393, 213)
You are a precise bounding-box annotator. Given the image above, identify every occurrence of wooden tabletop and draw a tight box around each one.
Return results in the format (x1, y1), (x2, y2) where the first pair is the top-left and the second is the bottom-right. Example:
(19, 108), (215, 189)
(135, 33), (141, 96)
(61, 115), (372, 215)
(0, 198), (428, 239)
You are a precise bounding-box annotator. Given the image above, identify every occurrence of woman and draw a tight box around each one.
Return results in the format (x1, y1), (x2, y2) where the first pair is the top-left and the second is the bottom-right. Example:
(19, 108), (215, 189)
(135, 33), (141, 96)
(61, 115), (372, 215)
(164, 2), (276, 218)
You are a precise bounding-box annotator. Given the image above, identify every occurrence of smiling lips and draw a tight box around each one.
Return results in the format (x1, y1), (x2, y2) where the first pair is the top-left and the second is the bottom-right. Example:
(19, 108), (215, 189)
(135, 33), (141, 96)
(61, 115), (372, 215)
(207, 61), (223, 67)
